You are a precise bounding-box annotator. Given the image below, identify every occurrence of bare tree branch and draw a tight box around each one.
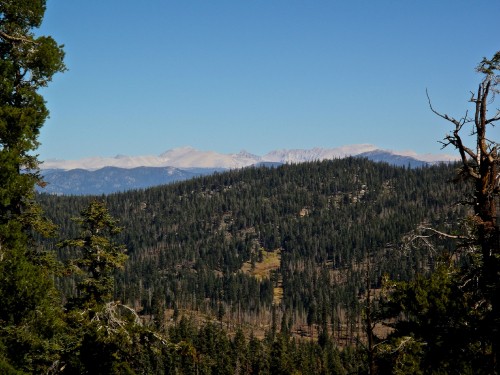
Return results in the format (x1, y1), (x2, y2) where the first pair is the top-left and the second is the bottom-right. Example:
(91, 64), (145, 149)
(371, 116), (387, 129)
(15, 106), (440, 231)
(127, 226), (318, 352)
(427, 89), (482, 179)
(0, 30), (35, 44)
(417, 226), (468, 240)
(427, 90), (465, 128)
(485, 112), (500, 125)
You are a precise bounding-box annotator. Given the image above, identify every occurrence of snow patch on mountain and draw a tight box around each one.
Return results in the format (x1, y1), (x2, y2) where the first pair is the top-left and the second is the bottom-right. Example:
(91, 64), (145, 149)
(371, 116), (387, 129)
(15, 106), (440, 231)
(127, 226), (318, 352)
(41, 144), (458, 171)
(263, 144), (378, 163)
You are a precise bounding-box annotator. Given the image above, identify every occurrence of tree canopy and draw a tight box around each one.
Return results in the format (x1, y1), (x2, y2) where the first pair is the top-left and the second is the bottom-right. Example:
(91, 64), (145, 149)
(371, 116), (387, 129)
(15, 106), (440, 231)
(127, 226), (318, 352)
(0, 1), (66, 372)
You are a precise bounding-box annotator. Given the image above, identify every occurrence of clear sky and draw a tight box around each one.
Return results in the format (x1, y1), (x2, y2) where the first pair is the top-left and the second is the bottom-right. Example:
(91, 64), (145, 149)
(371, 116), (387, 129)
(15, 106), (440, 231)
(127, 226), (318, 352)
(37, 0), (500, 160)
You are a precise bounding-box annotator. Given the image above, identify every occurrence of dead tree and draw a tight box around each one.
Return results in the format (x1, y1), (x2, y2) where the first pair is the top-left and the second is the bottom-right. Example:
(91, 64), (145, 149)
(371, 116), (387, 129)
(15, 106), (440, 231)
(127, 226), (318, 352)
(428, 51), (500, 372)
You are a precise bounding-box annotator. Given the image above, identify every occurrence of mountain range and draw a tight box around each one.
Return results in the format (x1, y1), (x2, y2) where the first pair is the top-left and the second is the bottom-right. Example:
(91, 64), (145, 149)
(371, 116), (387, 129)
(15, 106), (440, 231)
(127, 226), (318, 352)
(39, 145), (457, 195)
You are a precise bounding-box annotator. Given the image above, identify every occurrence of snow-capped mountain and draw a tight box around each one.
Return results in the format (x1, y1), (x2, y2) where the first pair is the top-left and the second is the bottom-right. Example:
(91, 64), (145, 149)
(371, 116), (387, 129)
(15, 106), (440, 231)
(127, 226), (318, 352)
(38, 145), (458, 195)
(262, 144), (378, 163)
(41, 146), (261, 171)
(158, 147), (262, 169)
(41, 144), (456, 171)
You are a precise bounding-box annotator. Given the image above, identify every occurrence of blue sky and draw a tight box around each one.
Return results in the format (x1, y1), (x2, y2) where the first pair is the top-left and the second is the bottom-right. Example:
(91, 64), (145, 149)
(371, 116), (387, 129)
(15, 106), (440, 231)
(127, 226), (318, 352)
(38, 1), (500, 160)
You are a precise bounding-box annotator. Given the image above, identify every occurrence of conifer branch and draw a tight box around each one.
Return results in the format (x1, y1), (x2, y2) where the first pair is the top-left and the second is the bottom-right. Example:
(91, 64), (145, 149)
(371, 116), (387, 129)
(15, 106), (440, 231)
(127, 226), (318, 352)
(0, 30), (35, 44)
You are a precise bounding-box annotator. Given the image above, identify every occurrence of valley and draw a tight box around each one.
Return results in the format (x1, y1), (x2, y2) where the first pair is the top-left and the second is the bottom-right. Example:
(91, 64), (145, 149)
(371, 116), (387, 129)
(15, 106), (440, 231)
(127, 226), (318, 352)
(38, 158), (466, 346)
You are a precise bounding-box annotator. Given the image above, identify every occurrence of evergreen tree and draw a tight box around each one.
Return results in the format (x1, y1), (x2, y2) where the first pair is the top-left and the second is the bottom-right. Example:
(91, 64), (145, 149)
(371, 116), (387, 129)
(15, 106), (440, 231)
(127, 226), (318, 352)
(0, 1), (65, 372)
(59, 200), (137, 373)
(59, 200), (128, 307)
(0, 0), (65, 224)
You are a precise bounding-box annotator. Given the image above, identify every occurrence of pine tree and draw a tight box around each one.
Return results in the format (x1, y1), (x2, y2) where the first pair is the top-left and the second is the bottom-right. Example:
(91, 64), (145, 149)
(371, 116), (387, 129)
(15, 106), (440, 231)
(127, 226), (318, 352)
(0, 1), (66, 372)
(59, 200), (128, 307)
(59, 200), (143, 374)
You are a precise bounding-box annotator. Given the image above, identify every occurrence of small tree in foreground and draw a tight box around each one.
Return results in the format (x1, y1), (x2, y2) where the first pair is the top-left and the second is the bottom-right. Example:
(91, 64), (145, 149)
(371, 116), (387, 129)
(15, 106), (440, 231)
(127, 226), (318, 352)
(59, 201), (150, 374)
(59, 200), (128, 308)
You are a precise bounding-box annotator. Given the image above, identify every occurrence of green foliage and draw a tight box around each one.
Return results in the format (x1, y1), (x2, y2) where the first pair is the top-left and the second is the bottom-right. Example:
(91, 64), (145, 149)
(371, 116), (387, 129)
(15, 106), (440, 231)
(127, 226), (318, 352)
(0, 1), (66, 372)
(0, 356), (26, 375)
(59, 200), (128, 307)
(379, 264), (475, 373)
(32, 159), (470, 373)
(0, 2), (410, 373)
(377, 336), (425, 375)
(0, 0), (65, 218)
(39, 159), (466, 340)
(164, 317), (349, 374)
(58, 201), (131, 372)
(0, 7), (491, 368)
(63, 302), (146, 374)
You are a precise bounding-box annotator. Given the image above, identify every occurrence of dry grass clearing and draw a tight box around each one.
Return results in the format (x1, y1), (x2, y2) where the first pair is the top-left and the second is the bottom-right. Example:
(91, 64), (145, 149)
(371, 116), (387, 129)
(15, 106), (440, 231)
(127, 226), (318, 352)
(241, 249), (283, 305)
(241, 249), (281, 281)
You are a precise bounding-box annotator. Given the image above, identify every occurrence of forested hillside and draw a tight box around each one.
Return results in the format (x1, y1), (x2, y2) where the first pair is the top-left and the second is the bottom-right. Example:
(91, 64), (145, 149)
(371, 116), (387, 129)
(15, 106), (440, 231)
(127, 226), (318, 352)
(2, 2), (498, 372)
(38, 159), (466, 342)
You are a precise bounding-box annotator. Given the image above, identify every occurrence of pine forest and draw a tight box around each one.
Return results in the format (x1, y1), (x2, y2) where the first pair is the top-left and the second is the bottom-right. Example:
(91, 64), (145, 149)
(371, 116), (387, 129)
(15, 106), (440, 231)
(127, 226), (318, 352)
(1, 2), (499, 374)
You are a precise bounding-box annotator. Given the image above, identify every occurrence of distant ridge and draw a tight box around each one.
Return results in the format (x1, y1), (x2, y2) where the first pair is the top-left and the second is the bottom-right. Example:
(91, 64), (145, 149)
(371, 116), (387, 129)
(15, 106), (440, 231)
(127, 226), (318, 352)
(39, 146), (457, 195)
(356, 150), (429, 168)
(40, 166), (218, 195)
(41, 144), (457, 171)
